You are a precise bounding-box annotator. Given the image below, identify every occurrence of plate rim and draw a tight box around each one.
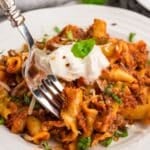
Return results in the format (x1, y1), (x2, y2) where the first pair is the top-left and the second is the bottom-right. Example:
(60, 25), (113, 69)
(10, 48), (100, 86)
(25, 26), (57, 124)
(1, 4), (149, 24)
(0, 4), (150, 150)
(22, 4), (150, 21)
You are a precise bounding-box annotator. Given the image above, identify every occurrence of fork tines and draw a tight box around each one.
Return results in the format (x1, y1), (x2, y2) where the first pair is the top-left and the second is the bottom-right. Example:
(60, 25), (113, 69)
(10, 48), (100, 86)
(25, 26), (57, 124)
(33, 75), (64, 118)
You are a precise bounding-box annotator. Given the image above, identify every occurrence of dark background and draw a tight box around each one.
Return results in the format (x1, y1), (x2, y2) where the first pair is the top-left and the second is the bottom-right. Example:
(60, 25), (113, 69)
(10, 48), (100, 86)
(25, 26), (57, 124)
(107, 0), (150, 17)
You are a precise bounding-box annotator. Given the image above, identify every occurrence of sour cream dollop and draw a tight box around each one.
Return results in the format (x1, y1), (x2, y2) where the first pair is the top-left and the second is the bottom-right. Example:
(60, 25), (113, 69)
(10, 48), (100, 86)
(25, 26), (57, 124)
(49, 44), (110, 83)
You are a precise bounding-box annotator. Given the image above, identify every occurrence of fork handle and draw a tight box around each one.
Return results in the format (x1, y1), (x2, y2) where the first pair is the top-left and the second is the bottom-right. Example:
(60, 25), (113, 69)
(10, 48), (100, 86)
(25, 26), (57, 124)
(0, 0), (34, 48)
(0, 0), (24, 27)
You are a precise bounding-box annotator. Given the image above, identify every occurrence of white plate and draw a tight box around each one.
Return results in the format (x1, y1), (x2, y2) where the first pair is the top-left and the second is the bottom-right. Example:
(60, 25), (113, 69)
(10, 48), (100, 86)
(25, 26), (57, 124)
(0, 5), (150, 150)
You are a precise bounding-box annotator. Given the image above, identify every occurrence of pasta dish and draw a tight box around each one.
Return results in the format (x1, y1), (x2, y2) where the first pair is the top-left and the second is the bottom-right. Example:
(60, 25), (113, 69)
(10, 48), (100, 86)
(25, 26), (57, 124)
(0, 19), (150, 150)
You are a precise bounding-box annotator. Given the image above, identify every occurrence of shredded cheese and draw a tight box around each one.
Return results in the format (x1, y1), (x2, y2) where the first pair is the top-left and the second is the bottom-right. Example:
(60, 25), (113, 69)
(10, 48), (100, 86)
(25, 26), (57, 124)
(0, 80), (11, 92)
(28, 96), (36, 115)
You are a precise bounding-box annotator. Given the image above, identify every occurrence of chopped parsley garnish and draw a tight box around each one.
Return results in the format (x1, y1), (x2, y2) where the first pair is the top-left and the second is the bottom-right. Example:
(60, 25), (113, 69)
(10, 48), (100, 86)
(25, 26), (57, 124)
(104, 84), (122, 104)
(71, 39), (95, 59)
(101, 137), (113, 147)
(114, 128), (128, 138)
(104, 84), (113, 96)
(34, 102), (41, 109)
(23, 94), (31, 105)
(41, 141), (51, 150)
(11, 95), (41, 109)
(77, 137), (91, 150)
(81, 0), (107, 5)
(101, 128), (128, 147)
(147, 60), (150, 65)
(0, 117), (5, 125)
(66, 31), (74, 40)
(121, 83), (126, 92)
(54, 26), (61, 33)
(128, 32), (136, 42)
(11, 96), (20, 103)
(42, 37), (47, 44)
(24, 95), (41, 109)
(111, 93), (122, 104)
(38, 33), (49, 44)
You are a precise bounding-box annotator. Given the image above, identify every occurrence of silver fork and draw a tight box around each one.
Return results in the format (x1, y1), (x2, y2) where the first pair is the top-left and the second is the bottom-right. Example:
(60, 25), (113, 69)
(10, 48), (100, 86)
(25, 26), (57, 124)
(0, 0), (64, 118)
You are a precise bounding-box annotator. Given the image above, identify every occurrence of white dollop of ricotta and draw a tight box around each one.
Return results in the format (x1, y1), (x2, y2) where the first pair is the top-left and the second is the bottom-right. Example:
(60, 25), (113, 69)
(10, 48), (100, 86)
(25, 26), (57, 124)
(49, 44), (110, 83)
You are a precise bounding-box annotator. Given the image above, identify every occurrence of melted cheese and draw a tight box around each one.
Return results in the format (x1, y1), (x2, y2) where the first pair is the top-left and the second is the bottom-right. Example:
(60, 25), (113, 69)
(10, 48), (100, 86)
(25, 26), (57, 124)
(61, 87), (83, 141)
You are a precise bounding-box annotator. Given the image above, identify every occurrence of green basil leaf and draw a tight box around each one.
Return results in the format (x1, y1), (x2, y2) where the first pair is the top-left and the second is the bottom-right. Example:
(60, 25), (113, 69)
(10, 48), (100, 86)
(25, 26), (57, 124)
(101, 137), (112, 147)
(77, 137), (91, 150)
(81, 0), (107, 5)
(128, 32), (136, 42)
(71, 39), (95, 59)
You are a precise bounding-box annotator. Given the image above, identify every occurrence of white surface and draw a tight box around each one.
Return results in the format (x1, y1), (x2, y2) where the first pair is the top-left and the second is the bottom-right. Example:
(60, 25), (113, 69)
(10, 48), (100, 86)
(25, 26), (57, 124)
(0, 5), (150, 150)
(136, 0), (150, 11)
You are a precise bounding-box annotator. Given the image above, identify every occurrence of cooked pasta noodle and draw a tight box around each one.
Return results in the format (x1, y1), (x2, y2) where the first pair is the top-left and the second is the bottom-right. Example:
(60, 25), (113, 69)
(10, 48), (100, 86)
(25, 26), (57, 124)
(6, 56), (22, 73)
(0, 19), (150, 150)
